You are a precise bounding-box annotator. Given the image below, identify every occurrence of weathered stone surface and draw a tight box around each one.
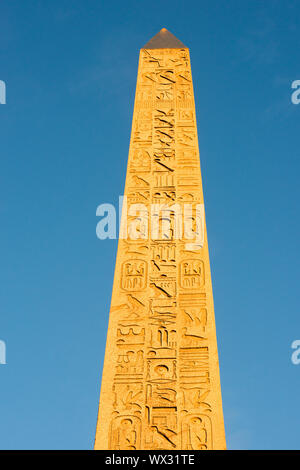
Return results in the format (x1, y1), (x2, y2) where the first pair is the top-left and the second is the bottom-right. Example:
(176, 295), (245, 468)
(94, 30), (226, 450)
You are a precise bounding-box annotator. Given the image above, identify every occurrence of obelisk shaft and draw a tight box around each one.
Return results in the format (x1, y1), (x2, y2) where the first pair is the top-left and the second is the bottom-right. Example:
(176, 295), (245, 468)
(95, 29), (226, 450)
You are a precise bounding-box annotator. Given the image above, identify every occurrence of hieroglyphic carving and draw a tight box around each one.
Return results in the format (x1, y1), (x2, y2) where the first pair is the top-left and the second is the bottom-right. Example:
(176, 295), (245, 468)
(130, 149), (151, 172)
(95, 31), (226, 450)
(121, 260), (147, 291)
(179, 259), (205, 289)
(109, 415), (142, 450)
(180, 414), (212, 450)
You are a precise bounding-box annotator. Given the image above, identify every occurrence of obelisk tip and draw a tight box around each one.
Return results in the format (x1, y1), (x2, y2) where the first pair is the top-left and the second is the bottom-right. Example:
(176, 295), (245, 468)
(143, 28), (187, 49)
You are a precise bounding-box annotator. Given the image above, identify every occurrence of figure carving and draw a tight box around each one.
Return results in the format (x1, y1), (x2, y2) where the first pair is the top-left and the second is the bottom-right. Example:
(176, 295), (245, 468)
(181, 415), (212, 450)
(110, 416), (141, 450)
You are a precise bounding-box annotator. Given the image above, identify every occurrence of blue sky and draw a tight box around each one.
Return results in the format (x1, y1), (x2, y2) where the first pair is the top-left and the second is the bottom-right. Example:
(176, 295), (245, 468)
(0, 0), (300, 450)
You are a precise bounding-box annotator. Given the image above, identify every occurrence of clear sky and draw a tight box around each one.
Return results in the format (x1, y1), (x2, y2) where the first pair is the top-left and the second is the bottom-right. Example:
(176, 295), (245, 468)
(0, 0), (300, 450)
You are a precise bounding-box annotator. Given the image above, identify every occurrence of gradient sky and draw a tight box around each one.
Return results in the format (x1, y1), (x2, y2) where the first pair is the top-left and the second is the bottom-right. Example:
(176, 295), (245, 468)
(0, 0), (300, 450)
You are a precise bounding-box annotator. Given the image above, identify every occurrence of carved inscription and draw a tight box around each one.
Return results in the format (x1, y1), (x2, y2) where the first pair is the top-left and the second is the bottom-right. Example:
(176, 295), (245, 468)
(95, 34), (226, 451)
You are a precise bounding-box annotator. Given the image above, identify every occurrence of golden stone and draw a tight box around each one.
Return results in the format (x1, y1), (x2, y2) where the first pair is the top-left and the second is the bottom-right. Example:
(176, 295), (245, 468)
(94, 29), (226, 450)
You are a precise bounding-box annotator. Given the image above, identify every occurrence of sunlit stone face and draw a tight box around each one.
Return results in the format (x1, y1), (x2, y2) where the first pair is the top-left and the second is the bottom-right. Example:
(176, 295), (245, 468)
(94, 29), (226, 450)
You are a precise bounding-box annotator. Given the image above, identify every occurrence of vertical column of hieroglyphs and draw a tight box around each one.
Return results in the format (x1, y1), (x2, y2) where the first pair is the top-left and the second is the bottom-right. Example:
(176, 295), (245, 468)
(175, 49), (226, 450)
(95, 51), (153, 450)
(142, 47), (178, 450)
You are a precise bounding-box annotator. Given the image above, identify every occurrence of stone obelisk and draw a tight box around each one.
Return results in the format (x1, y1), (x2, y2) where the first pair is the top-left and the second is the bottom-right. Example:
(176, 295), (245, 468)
(94, 29), (226, 450)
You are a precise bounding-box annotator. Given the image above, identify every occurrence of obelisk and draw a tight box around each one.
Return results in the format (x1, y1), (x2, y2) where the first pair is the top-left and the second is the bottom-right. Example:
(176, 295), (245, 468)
(94, 29), (226, 450)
